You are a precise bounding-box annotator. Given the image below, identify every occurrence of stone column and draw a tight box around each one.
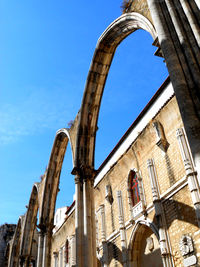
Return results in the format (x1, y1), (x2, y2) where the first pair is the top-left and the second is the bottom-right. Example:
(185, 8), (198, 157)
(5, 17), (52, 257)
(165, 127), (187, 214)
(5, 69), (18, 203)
(59, 247), (63, 267)
(53, 252), (58, 267)
(82, 166), (97, 267)
(19, 256), (29, 267)
(23, 257), (29, 267)
(71, 167), (83, 267)
(147, 159), (173, 267)
(99, 204), (108, 267)
(116, 191), (128, 267)
(70, 235), (76, 267)
(42, 225), (53, 267)
(91, 178), (98, 266)
(83, 178), (96, 267)
(176, 128), (200, 226)
(36, 230), (44, 267)
(72, 165), (97, 267)
(147, 0), (200, 181)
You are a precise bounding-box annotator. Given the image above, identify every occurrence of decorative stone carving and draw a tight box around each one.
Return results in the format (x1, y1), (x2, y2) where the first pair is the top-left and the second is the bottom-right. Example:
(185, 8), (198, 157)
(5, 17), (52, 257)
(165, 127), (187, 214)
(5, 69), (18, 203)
(153, 121), (169, 152)
(152, 37), (164, 58)
(146, 237), (154, 252)
(132, 201), (144, 219)
(147, 159), (159, 202)
(99, 205), (106, 243)
(105, 184), (113, 204)
(179, 235), (194, 257)
(116, 191), (128, 265)
(176, 128), (193, 174)
(183, 255), (197, 267)
(70, 235), (76, 266)
(176, 128), (200, 226)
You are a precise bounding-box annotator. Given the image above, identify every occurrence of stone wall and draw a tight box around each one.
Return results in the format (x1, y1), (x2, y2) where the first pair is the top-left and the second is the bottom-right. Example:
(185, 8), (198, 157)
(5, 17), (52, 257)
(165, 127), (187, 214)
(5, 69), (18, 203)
(0, 224), (16, 267)
(51, 90), (200, 266)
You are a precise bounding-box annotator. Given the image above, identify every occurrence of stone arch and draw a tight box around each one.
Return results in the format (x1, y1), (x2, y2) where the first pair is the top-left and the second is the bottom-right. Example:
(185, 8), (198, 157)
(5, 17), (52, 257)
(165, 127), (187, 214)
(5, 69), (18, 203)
(8, 215), (24, 267)
(39, 128), (74, 228)
(4, 241), (11, 267)
(38, 128), (75, 266)
(128, 219), (162, 266)
(19, 183), (39, 264)
(75, 12), (157, 168)
(74, 13), (158, 265)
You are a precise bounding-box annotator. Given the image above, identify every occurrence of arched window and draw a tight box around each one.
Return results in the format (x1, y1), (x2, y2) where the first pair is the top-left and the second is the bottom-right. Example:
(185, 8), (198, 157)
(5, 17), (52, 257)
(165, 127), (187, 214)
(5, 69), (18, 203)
(130, 170), (140, 206)
(127, 169), (145, 220)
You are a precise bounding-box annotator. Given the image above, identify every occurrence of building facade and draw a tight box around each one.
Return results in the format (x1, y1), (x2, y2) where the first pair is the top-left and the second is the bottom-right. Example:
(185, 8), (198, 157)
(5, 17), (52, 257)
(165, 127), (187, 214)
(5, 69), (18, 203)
(5, 0), (200, 266)
(50, 79), (200, 267)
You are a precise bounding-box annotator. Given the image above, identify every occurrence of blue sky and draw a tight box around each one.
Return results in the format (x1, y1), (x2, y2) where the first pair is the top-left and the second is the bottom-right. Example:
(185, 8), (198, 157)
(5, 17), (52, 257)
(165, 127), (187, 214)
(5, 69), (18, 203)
(0, 0), (168, 225)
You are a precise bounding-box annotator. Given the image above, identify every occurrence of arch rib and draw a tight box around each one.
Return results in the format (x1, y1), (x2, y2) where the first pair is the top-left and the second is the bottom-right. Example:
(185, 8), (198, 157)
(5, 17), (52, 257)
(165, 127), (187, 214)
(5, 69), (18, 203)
(38, 128), (75, 267)
(74, 12), (157, 267)
(20, 184), (39, 263)
(76, 12), (156, 168)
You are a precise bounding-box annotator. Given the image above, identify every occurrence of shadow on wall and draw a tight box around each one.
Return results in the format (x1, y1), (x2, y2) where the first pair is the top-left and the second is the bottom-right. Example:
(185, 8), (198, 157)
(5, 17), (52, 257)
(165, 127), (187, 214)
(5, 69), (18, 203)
(97, 199), (199, 266)
(154, 198), (199, 229)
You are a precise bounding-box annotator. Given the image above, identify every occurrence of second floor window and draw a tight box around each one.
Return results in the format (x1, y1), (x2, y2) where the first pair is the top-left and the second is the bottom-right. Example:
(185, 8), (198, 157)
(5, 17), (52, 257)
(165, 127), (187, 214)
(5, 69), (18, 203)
(130, 171), (140, 206)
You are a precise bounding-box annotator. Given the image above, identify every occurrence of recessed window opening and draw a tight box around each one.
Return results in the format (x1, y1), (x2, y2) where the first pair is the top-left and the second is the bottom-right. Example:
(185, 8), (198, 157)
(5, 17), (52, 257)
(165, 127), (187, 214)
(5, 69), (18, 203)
(130, 170), (140, 206)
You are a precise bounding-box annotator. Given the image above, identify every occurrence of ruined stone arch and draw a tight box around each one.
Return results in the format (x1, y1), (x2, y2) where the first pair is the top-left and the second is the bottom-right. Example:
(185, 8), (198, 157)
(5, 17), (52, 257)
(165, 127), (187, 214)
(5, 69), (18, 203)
(4, 241), (11, 267)
(127, 219), (162, 266)
(37, 128), (75, 266)
(75, 12), (157, 169)
(8, 215), (24, 267)
(19, 183), (39, 264)
(39, 128), (75, 228)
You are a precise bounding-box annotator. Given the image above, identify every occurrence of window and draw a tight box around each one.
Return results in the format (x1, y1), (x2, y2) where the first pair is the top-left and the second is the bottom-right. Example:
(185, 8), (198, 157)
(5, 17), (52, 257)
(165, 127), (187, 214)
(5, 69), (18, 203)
(130, 170), (140, 206)
(127, 169), (145, 220)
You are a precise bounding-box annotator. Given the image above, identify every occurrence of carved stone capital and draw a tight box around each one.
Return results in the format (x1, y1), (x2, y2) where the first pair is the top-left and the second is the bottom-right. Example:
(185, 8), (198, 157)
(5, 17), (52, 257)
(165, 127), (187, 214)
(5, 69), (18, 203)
(71, 166), (81, 176)
(74, 176), (80, 184)
(37, 223), (46, 233)
(71, 165), (97, 182)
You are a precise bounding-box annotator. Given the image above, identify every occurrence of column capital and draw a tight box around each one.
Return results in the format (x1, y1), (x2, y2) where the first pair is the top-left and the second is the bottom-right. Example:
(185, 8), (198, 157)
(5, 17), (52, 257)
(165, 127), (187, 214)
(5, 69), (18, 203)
(37, 223), (46, 233)
(72, 165), (97, 181)
(71, 166), (80, 176)
(37, 222), (54, 234)
(53, 251), (58, 257)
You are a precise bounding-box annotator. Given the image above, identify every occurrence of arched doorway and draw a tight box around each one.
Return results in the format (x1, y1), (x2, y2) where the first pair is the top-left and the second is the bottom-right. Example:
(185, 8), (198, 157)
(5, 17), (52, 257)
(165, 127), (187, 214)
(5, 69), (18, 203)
(129, 222), (163, 267)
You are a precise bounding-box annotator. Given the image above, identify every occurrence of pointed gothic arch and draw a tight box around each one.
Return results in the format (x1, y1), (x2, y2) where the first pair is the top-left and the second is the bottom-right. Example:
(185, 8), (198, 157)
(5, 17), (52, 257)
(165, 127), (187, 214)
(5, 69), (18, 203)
(74, 13), (158, 266)
(8, 216), (24, 267)
(40, 128), (74, 228)
(128, 219), (162, 266)
(75, 12), (157, 168)
(19, 183), (39, 265)
(38, 128), (75, 266)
